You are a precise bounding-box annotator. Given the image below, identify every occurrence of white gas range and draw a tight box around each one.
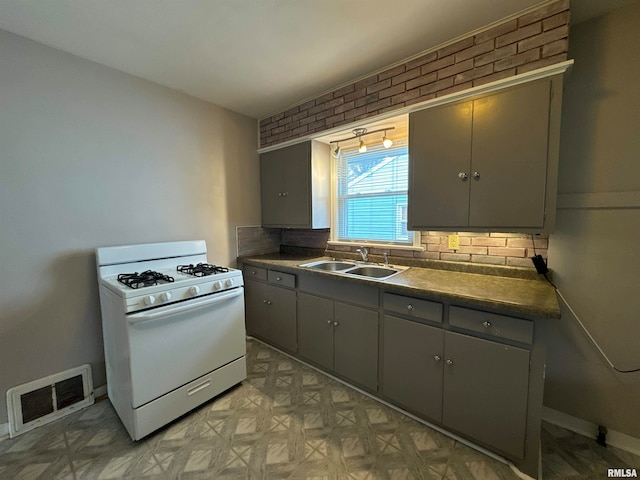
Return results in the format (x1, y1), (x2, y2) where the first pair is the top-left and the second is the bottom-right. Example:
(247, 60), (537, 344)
(96, 240), (246, 440)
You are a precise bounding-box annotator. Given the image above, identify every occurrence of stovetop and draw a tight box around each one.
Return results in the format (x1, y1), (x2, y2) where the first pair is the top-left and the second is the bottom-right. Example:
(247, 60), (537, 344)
(115, 263), (231, 289)
(101, 265), (243, 299)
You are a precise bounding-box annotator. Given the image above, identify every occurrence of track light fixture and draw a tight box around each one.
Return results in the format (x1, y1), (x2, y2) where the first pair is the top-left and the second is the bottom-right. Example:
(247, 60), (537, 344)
(382, 130), (393, 148)
(333, 143), (341, 157)
(329, 126), (395, 153)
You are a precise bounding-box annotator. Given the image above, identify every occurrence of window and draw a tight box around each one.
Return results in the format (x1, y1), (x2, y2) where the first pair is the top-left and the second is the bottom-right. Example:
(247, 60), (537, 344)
(333, 140), (418, 247)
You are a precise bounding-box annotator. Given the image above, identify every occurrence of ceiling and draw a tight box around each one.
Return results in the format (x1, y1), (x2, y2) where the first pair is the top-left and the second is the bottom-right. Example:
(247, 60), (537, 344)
(0, 0), (633, 119)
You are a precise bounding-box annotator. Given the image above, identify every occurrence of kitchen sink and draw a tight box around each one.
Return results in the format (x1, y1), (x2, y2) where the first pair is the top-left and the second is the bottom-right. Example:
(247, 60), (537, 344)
(344, 266), (401, 279)
(298, 260), (357, 271)
(299, 259), (408, 280)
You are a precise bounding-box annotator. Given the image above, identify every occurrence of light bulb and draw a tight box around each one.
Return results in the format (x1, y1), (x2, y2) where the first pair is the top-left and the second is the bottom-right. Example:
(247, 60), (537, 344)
(382, 136), (393, 148)
(358, 140), (367, 153)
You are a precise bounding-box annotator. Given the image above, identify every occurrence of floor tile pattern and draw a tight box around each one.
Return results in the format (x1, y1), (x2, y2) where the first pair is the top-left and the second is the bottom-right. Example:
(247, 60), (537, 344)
(0, 338), (638, 479)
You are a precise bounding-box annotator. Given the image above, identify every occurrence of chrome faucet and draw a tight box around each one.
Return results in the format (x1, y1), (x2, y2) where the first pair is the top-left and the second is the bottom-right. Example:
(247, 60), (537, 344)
(383, 252), (389, 267)
(356, 247), (369, 263)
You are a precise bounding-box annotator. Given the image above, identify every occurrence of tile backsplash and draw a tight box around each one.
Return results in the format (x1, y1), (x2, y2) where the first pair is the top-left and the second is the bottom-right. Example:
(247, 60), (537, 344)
(236, 226), (281, 257)
(238, 226), (547, 270)
(327, 232), (547, 268)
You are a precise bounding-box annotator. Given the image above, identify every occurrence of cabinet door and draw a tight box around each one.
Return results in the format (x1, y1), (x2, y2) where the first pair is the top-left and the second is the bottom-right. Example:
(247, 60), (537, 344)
(260, 149), (284, 226)
(264, 285), (297, 353)
(443, 331), (529, 459)
(244, 279), (268, 339)
(281, 142), (311, 227)
(298, 293), (334, 371)
(382, 315), (444, 421)
(470, 80), (550, 228)
(333, 303), (379, 391)
(408, 101), (472, 228)
(260, 142), (311, 227)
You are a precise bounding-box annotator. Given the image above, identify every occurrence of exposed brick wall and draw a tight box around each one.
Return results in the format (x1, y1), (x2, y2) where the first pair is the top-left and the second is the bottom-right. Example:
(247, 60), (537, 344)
(327, 232), (549, 269)
(260, 0), (569, 148)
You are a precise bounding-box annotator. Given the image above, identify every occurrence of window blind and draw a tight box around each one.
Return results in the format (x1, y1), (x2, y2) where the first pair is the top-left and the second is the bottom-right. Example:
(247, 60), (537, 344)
(336, 141), (409, 244)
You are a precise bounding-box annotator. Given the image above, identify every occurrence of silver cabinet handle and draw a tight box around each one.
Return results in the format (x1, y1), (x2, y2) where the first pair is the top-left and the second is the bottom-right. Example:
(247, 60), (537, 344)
(282, 192), (288, 197)
(473, 171), (481, 179)
(266, 300), (272, 305)
(275, 277), (281, 281)
(333, 321), (339, 326)
(433, 355), (441, 362)
(278, 192), (283, 197)
(251, 270), (256, 275)
(407, 304), (414, 311)
(446, 358), (453, 366)
(458, 172), (468, 180)
(263, 299), (267, 304)
(483, 321), (491, 328)
(327, 320), (332, 325)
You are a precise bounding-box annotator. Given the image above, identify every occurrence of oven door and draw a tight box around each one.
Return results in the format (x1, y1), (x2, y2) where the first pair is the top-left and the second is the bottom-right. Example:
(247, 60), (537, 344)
(126, 287), (246, 408)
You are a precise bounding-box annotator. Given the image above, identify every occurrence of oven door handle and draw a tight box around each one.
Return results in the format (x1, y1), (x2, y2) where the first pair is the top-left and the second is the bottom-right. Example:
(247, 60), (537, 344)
(128, 288), (243, 324)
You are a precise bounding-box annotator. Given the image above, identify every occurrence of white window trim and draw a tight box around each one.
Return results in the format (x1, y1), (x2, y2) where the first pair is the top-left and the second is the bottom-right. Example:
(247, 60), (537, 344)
(329, 144), (424, 251)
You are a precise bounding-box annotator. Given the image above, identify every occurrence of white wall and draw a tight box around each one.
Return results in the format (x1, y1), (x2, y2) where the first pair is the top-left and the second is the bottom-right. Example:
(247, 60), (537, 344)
(544, 0), (640, 438)
(0, 30), (261, 423)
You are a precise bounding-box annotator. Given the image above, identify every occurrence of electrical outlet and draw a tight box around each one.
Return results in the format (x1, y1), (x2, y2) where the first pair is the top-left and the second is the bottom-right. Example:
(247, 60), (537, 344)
(448, 234), (459, 250)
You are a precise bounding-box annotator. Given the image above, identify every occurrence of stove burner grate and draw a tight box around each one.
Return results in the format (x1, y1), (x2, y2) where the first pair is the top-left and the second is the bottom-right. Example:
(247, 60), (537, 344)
(117, 270), (175, 289)
(177, 263), (229, 277)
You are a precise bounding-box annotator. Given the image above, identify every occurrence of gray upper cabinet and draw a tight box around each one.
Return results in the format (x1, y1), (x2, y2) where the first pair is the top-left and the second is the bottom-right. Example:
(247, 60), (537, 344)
(408, 76), (562, 232)
(409, 101), (473, 227)
(260, 140), (330, 228)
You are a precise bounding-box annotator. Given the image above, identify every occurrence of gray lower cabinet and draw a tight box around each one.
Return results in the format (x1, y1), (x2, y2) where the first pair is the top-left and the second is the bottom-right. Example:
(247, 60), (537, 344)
(298, 292), (379, 391)
(244, 276), (297, 353)
(244, 279), (268, 339)
(244, 264), (542, 478)
(333, 303), (379, 391)
(297, 293), (333, 371)
(381, 297), (531, 461)
(382, 314), (444, 420)
(442, 331), (530, 459)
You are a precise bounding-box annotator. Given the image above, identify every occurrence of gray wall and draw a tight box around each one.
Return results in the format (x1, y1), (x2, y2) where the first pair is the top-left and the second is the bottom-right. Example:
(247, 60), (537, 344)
(544, 1), (640, 437)
(0, 30), (261, 424)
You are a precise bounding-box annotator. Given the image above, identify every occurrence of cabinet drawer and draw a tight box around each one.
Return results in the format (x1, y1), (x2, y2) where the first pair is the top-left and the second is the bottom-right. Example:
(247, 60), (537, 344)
(243, 265), (267, 281)
(384, 293), (443, 324)
(268, 270), (296, 288)
(449, 306), (533, 345)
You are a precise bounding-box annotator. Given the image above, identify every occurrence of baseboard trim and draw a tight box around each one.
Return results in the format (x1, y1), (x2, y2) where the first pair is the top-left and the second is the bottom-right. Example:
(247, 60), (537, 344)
(94, 384), (107, 398)
(543, 406), (640, 456)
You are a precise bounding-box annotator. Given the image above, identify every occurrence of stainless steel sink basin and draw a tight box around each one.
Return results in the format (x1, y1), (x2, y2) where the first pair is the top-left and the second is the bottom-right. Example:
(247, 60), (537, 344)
(299, 260), (357, 271)
(344, 266), (400, 278)
(299, 259), (409, 280)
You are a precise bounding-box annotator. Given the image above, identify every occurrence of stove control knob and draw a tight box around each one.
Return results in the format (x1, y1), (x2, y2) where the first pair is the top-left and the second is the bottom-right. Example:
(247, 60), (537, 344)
(160, 292), (172, 302)
(144, 295), (156, 306)
(225, 278), (234, 288)
(189, 286), (200, 296)
(213, 281), (223, 291)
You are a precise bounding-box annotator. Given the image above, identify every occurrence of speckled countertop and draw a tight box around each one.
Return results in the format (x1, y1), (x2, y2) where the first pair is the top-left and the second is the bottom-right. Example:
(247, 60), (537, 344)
(238, 253), (561, 319)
